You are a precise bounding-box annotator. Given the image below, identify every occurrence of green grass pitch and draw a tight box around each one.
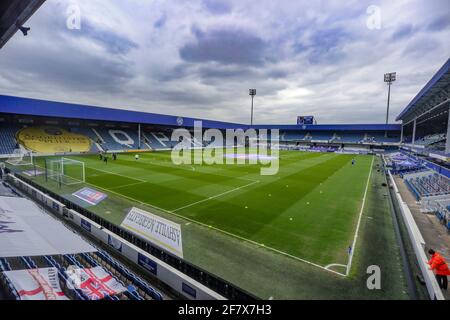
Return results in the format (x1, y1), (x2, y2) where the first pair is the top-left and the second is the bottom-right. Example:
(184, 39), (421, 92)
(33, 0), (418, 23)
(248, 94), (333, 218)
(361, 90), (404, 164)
(40, 150), (373, 270)
(11, 150), (411, 299)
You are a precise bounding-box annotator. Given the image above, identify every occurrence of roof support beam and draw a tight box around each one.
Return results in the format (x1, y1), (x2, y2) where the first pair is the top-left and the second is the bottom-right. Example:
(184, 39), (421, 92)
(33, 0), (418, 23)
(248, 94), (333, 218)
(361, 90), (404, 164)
(402, 98), (450, 126)
(446, 106), (450, 154)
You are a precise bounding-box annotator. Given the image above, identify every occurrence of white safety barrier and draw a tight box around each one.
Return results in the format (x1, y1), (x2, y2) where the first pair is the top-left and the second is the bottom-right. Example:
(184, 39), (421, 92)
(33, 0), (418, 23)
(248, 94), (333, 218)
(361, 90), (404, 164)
(7, 174), (226, 300)
(388, 171), (444, 300)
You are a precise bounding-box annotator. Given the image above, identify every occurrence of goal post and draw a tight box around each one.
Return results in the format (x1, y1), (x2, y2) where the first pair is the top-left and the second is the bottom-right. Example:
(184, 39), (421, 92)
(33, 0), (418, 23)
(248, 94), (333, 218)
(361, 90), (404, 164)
(46, 157), (85, 186)
(5, 149), (34, 166)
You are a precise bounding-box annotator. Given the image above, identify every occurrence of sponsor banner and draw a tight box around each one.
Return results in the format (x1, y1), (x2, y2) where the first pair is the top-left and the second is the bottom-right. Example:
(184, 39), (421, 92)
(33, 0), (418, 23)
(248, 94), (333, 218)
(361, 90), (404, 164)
(107, 234), (123, 252)
(16, 126), (92, 153)
(137, 253), (157, 275)
(52, 202), (60, 212)
(81, 219), (91, 233)
(4, 268), (68, 300)
(73, 187), (107, 206)
(22, 170), (44, 177)
(66, 266), (126, 300)
(121, 207), (183, 258)
(182, 282), (197, 298)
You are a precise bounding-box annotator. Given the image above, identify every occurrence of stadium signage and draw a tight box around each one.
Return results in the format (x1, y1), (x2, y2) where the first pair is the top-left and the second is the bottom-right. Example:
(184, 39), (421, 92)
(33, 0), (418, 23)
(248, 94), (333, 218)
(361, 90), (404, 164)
(73, 187), (107, 206)
(121, 207), (183, 258)
(137, 253), (158, 275)
(16, 126), (92, 153)
(81, 219), (92, 233)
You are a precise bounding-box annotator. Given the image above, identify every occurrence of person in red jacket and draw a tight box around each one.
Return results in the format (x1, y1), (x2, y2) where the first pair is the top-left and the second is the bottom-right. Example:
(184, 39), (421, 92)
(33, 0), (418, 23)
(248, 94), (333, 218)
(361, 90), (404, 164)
(428, 249), (450, 290)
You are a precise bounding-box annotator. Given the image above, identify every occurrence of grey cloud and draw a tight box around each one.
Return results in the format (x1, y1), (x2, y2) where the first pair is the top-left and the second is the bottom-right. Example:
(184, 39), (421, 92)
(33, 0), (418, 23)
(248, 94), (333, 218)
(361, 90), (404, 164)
(71, 21), (138, 55)
(426, 15), (450, 31)
(391, 24), (415, 41)
(1, 0), (449, 125)
(2, 52), (133, 93)
(203, 0), (232, 15)
(198, 65), (256, 79)
(154, 13), (167, 29)
(402, 36), (441, 58)
(179, 28), (267, 66)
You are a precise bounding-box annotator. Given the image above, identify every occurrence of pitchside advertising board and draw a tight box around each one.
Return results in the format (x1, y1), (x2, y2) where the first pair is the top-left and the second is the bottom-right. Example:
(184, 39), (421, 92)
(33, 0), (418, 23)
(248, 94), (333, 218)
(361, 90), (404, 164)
(121, 207), (183, 258)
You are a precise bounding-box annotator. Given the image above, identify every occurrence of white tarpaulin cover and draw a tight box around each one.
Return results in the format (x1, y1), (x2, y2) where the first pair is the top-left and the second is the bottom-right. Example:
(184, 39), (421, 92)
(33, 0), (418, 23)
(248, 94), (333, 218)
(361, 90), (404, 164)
(0, 196), (96, 257)
(66, 266), (126, 300)
(3, 268), (68, 300)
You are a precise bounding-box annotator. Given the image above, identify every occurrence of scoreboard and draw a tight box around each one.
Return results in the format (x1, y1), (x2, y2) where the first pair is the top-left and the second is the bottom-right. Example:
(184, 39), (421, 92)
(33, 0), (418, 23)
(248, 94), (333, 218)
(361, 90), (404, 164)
(297, 116), (315, 125)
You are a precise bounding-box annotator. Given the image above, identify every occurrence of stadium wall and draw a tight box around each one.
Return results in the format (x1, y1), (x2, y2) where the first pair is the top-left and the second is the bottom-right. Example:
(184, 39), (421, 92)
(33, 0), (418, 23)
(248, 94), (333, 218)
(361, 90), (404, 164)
(387, 170), (444, 300)
(5, 173), (226, 301)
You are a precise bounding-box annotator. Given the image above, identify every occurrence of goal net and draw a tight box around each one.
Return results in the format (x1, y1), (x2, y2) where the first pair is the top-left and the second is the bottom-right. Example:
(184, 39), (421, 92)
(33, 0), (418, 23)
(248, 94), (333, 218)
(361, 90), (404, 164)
(5, 149), (33, 166)
(46, 157), (85, 186)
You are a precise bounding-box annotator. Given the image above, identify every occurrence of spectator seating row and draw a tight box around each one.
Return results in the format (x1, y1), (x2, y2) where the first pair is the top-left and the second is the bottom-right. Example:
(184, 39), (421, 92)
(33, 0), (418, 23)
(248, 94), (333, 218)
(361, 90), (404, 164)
(0, 125), (20, 155)
(0, 251), (163, 300)
(405, 172), (450, 199)
(415, 133), (446, 146)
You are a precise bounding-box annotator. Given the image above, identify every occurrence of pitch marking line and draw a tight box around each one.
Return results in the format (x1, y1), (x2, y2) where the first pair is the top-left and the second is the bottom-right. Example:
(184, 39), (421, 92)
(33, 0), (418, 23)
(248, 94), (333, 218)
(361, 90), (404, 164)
(109, 181), (147, 190)
(88, 166), (147, 182)
(118, 156), (261, 185)
(325, 263), (347, 270)
(81, 179), (346, 277)
(345, 156), (375, 276)
(172, 180), (260, 213)
(77, 156), (374, 278)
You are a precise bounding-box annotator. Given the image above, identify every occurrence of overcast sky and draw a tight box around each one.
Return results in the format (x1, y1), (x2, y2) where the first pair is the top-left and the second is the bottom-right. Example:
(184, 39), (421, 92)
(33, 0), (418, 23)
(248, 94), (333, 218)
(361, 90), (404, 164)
(1, 0), (449, 124)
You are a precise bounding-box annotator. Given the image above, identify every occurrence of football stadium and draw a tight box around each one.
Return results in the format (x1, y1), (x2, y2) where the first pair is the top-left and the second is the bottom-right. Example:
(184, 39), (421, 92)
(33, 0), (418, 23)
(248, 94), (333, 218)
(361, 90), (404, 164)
(0, 0), (449, 304)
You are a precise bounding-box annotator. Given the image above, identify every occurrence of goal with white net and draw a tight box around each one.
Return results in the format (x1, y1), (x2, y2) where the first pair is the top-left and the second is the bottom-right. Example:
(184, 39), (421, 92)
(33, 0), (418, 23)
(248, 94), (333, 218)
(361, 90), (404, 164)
(5, 149), (34, 166)
(46, 157), (85, 186)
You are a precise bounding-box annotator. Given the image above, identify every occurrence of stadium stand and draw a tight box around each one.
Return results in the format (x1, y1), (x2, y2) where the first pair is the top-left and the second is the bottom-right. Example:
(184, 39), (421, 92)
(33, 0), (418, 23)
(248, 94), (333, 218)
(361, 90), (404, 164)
(0, 181), (164, 301)
(94, 128), (138, 151)
(415, 133), (447, 147)
(279, 130), (400, 144)
(404, 171), (450, 200)
(0, 124), (20, 155)
(70, 127), (103, 152)
(397, 58), (449, 157)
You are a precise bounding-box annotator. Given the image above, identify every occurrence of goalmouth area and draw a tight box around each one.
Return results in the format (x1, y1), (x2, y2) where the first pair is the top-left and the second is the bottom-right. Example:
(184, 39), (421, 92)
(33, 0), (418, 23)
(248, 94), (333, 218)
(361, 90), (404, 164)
(5, 150), (410, 299)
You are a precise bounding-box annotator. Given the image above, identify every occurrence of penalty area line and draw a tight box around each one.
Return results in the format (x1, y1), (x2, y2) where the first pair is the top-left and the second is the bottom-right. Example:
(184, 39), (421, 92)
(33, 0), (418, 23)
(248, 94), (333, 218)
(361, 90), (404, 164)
(171, 180), (260, 213)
